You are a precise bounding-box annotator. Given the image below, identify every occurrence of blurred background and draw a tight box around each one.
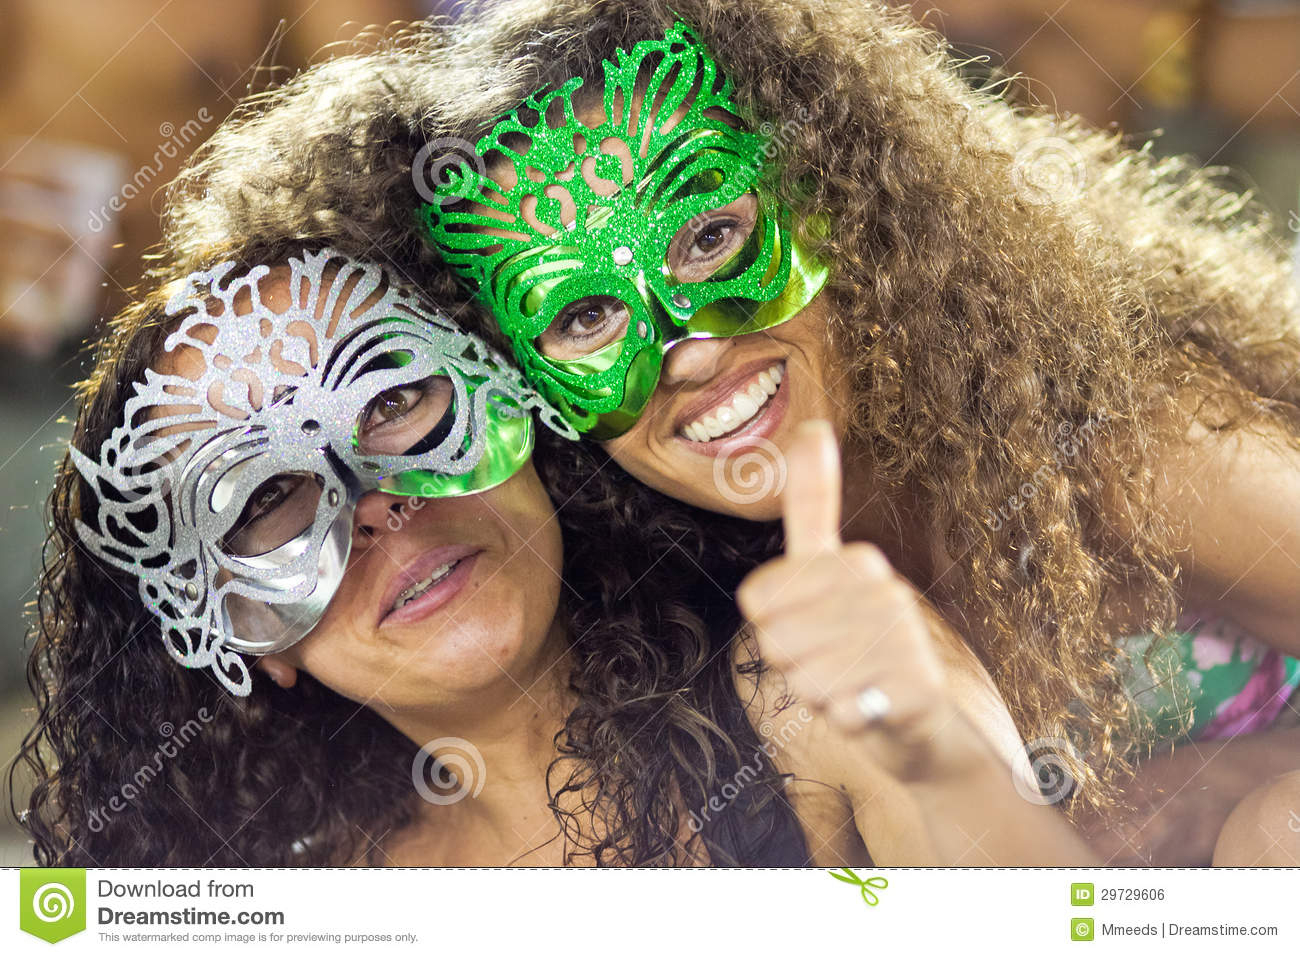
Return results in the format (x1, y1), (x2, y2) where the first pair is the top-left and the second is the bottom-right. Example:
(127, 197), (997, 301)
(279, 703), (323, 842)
(0, 0), (1296, 864)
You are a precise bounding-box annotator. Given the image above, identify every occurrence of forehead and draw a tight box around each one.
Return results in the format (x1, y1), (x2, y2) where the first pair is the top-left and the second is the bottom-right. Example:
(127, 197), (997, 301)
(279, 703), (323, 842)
(146, 261), (389, 433)
(476, 57), (745, 230)
(154, 261), (383, 384)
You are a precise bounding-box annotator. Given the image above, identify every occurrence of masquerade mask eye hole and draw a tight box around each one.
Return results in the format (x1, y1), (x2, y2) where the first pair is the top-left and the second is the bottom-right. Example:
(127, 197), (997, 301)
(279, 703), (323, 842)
(537, 296), (632, 361)
(356, 375), (456, 456)
(221, 472), (324, 558)
(667, 192), (759, 283)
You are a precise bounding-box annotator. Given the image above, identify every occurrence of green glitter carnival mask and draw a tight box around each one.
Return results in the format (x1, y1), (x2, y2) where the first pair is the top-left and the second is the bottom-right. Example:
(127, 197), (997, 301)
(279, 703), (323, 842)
(420, 21), (829, 438)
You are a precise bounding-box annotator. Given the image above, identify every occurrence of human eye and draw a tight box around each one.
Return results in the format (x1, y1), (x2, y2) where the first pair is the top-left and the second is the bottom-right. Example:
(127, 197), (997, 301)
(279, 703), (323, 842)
(221, 473), (324, 558)
(361, 385), (425, 431)
(667, 193), (759, 283)
(224, 476), (298, 546)
(536, 295), (631, 360)
(243, 477), (295, 523)
(355, 377), (455, 457)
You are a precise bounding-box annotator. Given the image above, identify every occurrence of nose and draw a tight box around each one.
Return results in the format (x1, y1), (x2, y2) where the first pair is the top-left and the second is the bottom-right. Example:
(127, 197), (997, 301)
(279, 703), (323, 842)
(659, 336), (730, 386)
(349, 488), (408, 547)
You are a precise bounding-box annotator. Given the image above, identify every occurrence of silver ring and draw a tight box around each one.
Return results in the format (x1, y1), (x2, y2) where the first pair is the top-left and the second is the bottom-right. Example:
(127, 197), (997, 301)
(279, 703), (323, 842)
(854, 686), (892, 724)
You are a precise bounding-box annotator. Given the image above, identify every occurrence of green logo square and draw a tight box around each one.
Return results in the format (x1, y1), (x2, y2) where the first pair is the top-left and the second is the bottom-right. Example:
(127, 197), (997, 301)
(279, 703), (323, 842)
(19, 868), (86, 943)
(1071, 882), (1094, 906)
(1071, 917), (1095, 941)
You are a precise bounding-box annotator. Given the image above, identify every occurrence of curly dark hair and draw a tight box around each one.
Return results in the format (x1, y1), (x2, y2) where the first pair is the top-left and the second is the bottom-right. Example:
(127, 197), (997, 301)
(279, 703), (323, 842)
(9, 231), (807, 866)
(148, 0), (1300, 822)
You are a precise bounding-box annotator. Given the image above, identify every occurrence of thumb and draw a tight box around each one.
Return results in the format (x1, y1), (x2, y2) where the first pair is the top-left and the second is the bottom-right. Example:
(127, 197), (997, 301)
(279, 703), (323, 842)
(781, 419), (842, 557)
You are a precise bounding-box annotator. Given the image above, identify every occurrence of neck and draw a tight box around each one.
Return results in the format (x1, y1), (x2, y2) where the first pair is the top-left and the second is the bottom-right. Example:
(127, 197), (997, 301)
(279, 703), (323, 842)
(838, 439), (935, 588)
(384, 620), (577, 860)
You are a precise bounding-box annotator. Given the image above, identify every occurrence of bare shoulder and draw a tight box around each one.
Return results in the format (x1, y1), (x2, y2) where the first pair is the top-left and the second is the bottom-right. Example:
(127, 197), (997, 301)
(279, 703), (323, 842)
(1133, 385), (1300, 646)
(921, 605), (1028, 773)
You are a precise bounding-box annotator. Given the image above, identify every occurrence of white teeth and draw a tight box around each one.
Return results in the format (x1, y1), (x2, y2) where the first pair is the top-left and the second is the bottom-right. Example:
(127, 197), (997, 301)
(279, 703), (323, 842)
(392, 559), (461, 611)
(733, 392), (759, 420)
(680, 363), (785, 442)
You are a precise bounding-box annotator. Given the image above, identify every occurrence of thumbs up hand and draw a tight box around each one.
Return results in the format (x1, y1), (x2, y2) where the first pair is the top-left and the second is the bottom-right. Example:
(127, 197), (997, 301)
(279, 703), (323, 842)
(735, 421), (957, 780)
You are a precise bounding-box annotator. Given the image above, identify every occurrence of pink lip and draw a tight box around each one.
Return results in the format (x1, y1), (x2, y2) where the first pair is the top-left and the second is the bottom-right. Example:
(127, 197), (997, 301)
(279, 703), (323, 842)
(377, 544), (482, 628)
(671, 359), (790, 458)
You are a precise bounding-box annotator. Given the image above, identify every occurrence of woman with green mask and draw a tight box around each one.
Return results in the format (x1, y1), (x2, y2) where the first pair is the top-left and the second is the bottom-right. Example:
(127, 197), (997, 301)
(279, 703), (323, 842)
(407, 2), (1300, 866)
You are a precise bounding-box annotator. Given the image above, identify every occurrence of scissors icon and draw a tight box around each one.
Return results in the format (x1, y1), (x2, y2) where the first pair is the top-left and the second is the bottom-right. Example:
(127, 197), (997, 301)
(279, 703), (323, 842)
(828, 868), (889, 906)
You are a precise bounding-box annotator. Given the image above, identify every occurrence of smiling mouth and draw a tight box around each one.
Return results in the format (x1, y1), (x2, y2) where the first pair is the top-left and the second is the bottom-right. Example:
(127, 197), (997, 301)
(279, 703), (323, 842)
(679, 362), (783, 442)
(390, 558), (465, 613)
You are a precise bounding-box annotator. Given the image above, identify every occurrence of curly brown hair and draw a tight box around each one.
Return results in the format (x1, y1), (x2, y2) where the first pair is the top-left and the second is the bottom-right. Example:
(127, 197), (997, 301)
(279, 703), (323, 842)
(148, 0), (1300, 822)
(9, 230), (808, 866)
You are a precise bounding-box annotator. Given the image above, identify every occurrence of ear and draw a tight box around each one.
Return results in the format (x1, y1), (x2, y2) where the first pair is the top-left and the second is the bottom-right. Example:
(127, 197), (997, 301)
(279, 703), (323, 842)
(255, 654), (299, 689)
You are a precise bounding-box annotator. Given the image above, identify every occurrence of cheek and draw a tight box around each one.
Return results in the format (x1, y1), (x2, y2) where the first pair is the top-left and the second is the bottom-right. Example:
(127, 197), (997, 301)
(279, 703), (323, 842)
(476, 465), (564, 620)
(287, 618), (389, 705)
(601, 433), (784, 520)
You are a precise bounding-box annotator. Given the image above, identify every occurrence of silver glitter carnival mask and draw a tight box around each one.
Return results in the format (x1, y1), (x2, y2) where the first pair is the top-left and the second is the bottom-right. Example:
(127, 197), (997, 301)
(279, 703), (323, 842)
(71, 247), (575, 695)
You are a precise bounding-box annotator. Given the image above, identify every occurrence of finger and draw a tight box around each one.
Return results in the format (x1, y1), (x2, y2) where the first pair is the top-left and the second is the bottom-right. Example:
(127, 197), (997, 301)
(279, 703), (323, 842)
(737, 544), (894, 619)
(782, 419), (842, 558)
